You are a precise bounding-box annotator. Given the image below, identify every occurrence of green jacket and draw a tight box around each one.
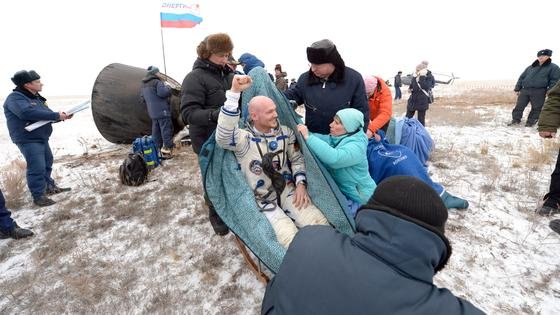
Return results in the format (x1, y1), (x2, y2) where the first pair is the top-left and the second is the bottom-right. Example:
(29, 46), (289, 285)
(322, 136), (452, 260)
(538, 81), (560, 132)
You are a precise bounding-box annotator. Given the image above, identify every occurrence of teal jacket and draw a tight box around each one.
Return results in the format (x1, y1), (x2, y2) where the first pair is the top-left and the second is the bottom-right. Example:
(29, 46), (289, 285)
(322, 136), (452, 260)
(307, 130), (376, 205)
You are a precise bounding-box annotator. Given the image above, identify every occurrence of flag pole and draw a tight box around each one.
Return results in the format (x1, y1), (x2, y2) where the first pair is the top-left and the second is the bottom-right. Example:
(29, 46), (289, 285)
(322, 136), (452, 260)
(160, 19), (168, 75)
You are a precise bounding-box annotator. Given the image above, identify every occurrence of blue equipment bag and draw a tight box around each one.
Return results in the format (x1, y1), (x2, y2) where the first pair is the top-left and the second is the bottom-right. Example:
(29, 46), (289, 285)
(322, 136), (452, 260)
(132, 136), (161, 169)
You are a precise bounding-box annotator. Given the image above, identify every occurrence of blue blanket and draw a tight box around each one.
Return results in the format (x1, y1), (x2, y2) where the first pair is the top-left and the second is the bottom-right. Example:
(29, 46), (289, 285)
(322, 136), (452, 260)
(367, 137), (444, 195)
(398, 118), (434, 167)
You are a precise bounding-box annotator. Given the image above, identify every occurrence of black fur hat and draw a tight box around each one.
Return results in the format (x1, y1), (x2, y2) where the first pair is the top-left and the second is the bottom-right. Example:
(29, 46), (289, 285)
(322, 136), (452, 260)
(306, 39), (345, 67)
(358, 175), (452, 272)
(306, 39), (346, 82)
(196, 33), (234, 59)
(11, 70), (40, 86)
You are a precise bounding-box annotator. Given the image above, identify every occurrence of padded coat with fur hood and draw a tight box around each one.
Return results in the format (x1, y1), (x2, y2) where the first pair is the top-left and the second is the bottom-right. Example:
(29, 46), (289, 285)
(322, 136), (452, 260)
(180, 58), (234, 154)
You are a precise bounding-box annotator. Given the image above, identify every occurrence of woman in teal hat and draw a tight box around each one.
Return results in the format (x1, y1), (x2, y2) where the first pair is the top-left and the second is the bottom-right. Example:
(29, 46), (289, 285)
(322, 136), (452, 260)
(297, 108), (376, 216)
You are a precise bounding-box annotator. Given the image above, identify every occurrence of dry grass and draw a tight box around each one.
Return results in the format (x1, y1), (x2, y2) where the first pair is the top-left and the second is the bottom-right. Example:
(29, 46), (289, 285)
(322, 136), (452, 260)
(526, 140), (558, 169)
(436, 89), (516, 107)
(480, 142), (489, 155)
(393, 89), (516, 127)
(2, 145), (260, 313)
(1, 159), (28, 209)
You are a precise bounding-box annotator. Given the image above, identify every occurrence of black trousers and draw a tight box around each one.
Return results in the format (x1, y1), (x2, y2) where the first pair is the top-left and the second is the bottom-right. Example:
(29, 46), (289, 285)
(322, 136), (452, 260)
(545, 147), (560, 204)
(406, 109), (426, 126)
(512, 88), (546, 123)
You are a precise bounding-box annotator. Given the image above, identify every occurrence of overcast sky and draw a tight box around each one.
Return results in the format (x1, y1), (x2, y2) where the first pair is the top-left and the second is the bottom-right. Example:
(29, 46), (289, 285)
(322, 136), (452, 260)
(0, 0), (558, 96)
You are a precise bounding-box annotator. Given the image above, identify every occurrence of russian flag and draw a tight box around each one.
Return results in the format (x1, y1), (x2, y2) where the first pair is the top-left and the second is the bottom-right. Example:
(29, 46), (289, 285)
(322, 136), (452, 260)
(160, 2), (203, 28)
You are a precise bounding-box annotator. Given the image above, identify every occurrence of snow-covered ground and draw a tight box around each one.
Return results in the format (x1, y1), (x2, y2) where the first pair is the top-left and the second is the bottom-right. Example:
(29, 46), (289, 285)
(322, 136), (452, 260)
(0, 86), (559, 313)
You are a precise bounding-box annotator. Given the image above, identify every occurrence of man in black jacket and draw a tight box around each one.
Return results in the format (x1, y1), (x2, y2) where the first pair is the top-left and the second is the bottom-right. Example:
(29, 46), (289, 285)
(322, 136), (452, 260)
(509, 49), (560, 127)
(284, 39), (369, 134)
(180, 33), (235, 235)
(262, 176), (485, 315)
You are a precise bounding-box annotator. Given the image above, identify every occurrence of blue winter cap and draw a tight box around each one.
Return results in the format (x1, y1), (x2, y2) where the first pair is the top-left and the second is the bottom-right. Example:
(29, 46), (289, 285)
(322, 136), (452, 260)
(238, 53), (265, 74)
(335, 108), (364, 133)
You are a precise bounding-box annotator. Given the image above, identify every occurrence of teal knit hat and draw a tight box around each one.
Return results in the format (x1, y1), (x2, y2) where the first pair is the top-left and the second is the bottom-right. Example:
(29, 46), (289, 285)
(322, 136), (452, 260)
(335, 108), (364, 133)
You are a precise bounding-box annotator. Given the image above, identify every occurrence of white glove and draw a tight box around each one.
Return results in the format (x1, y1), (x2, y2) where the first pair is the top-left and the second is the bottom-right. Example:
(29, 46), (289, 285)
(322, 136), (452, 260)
(223, 90), (240, 112)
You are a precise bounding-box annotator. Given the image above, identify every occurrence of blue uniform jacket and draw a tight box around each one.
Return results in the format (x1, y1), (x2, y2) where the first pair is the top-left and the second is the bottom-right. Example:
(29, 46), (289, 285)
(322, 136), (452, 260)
(141, 76), (172, 119)
(4, 90), (59, 143)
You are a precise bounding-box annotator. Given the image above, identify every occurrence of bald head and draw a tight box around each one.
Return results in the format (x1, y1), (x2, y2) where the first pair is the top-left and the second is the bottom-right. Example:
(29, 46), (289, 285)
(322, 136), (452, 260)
(248, 96), (274, 114)
(248, 96), (279, 132)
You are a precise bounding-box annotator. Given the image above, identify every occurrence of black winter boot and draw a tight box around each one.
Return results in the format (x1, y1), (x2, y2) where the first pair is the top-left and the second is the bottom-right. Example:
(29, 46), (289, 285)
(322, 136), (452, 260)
(208, 203), (229, 236)
(0, 223), (34, 239)
(550, 219), (560, 235)
(537, 198), (560, 216)
(33, 195), (56, 207)
(46, 186), (71, 196)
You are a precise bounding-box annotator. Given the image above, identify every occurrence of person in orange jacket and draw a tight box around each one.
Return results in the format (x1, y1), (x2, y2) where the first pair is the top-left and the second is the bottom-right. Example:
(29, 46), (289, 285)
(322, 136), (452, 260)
(363, 75), (393, 140)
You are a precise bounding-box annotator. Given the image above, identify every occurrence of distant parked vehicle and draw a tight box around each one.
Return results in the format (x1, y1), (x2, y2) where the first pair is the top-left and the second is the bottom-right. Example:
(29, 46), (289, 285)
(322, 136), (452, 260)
(400, 73), (458, 86)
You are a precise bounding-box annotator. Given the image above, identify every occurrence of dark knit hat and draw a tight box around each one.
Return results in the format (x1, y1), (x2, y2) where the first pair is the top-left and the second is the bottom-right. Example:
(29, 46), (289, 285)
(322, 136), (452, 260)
(537, 49), (552, 57)
(359, 175), (452, 272)
(196, 33), (234, 59)
(147, 66), (159, 76)
(11, 70), (40, 86)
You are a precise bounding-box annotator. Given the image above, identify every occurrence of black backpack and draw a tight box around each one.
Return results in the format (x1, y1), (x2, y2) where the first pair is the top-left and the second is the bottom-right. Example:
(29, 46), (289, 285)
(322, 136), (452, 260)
(119, 153), (148, 186)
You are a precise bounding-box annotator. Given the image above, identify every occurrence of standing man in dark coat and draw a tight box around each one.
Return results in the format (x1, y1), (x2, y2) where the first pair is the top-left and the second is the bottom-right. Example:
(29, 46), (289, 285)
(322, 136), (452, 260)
(284, 39), (369, 134)
(394, 70), (403, 100)
(3, 70), (72, 207)
(509, 49), (560, 127)
(180, 33), (235, 235)
(261, 176), (485, 315)
(141, 66), (174, 159)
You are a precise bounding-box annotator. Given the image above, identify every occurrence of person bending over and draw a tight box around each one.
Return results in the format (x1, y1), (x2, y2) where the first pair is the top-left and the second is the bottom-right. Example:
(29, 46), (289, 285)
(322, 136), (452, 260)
(297, 108), (376, 217)
(262, 176), (485, 315)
